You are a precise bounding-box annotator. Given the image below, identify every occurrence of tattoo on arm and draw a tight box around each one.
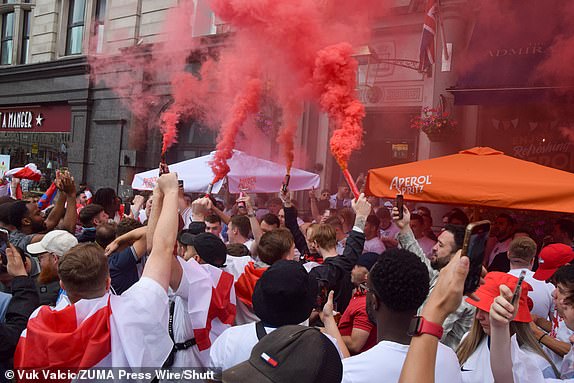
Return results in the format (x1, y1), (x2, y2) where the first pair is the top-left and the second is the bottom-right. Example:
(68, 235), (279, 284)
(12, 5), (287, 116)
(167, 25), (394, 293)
(355, 216), (366, 231)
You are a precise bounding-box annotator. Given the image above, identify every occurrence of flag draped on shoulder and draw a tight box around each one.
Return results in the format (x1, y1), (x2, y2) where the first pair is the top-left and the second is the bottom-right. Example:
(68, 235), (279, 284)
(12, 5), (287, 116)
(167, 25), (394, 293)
(419, 0), (438, 72)
(14, 296), (112, 372)
(235, 262), (267, 308)
(193, 266), (236, 351)
(176, 258), (236, 352)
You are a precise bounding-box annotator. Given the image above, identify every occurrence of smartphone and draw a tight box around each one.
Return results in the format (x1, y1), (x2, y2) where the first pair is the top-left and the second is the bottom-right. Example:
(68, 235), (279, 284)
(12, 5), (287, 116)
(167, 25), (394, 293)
(396, 194), (404, 219)
(315, 279), (330, 310)
(237, 189), (246, 209)
(462, 220), (491, 294)
(0, 228), (9, 270)
(511, 270), (527, 306)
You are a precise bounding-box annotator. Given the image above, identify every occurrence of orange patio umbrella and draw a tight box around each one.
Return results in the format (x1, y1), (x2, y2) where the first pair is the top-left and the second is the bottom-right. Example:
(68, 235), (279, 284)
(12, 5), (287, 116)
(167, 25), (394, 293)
(365, 146), (574, 213)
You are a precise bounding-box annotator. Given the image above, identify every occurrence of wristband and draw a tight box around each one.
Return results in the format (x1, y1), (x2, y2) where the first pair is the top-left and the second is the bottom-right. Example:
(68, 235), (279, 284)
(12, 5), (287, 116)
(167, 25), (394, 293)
(538, 333), (547, 343)
(407, 316), (444, 339)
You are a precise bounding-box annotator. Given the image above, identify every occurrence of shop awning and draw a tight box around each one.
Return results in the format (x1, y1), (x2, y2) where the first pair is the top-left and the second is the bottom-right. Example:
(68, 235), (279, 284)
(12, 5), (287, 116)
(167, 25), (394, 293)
(449, 1), (573, 105)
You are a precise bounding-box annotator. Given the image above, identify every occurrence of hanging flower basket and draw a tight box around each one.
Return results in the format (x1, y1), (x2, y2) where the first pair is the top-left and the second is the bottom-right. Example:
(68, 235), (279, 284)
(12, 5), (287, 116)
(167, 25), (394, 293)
(411, 107), (458, 142)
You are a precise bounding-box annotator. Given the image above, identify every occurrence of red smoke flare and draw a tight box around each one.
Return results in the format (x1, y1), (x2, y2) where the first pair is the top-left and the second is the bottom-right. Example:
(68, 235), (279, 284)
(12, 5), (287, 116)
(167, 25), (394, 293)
(276, 99), (302, 173)
(342, 168), (360, 200)
(210, 78), (263, 183)
(313, 43), (365, 169)
(161, 111), (180, 154)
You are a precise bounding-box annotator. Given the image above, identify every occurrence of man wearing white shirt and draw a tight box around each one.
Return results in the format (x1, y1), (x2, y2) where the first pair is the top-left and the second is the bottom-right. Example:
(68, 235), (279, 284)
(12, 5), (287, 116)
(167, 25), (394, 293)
(507, 236), (554, 320)
(409, 213), (436, 259)
(210, 260), (344, 379)
(363, 214), (385, 254)
(341, 248), (462, 383)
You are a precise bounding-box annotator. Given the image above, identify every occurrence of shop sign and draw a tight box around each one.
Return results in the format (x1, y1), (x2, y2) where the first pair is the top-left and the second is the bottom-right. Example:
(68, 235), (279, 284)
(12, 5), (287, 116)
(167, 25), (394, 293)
(0, 104), (71, 133)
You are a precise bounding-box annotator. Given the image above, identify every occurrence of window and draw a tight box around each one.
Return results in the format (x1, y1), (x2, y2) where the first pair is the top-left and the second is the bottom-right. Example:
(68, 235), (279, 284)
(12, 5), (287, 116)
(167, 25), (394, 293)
(20, 10), (29, 63)
(65, 0), (86, 55)
(1, 12), (14, 65)
(94, 0), (105, 53)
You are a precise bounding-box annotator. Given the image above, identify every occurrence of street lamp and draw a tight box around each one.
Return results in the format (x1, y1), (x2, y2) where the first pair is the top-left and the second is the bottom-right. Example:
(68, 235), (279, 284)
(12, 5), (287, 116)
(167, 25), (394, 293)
(353, 45), (383, 104)
(354, 45), (423, 104)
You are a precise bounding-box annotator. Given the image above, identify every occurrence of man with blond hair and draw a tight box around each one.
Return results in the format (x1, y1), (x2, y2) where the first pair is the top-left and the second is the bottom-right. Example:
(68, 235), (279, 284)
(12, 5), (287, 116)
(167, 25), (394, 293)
(507, 236), (554, 319)
(15, 173), (179, 369)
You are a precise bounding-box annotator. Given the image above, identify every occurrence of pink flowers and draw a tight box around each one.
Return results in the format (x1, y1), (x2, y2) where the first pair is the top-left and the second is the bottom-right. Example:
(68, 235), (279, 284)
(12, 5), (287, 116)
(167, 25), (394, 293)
(410, 107), (457, 135)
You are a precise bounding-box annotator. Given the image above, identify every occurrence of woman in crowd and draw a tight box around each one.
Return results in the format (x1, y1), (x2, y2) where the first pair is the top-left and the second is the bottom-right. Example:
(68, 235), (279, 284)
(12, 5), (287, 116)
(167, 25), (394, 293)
(457, 272), (559, 382)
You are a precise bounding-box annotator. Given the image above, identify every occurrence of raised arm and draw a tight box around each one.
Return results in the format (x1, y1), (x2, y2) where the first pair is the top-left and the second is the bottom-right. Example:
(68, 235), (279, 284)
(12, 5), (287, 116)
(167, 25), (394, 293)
(209, 199), (231, 225)
(146, 184), (164, 253)
(399, 251), (469, 383)
(332, 194), (369, 274)
(142, 173), (178, 292)
(0, 244), (40, 359)
(105, 226), (147, 256)
(309, 189), (322, 224)
(240, 194), (263, 244)
(393, 206), (434, 278)
(489, 285), (517, 383)
(281, 189), (310, 257)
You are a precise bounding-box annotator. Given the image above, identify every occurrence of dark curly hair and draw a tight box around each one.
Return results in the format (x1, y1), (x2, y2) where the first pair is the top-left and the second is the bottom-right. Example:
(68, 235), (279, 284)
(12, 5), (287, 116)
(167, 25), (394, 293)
(370, 248), (430, 312)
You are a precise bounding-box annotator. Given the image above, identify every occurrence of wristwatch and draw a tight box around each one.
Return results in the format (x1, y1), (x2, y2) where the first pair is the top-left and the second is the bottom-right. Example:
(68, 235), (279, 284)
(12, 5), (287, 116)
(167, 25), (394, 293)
(407, 316), (444, 339)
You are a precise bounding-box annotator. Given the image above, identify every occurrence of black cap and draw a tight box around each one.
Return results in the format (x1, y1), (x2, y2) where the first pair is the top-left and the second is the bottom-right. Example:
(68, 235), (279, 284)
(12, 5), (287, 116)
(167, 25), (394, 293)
(223, 325), (342, 383)
(252, 260), (317, 327)
(178, 231), (227, 267)
(188, 221), (207, 235)
(356, 252), (379, 270)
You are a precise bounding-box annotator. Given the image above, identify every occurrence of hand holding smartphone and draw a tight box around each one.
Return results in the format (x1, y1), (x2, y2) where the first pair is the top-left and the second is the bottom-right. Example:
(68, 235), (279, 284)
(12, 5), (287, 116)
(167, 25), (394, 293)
(511, 270), (526, 306)
(396, 194), (404, 219)
(461, 220), (491, 295)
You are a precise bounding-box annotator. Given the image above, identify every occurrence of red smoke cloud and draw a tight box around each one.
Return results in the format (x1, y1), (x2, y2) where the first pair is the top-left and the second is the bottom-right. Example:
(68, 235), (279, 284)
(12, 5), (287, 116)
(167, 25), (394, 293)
(91, 0), (386, 179)
(211, 78), (263, 183)
(313, 43), (365, 169)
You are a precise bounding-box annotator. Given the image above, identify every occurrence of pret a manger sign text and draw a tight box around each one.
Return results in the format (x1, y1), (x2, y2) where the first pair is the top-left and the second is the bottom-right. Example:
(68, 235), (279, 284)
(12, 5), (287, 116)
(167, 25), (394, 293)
(0, 110), (41, 129)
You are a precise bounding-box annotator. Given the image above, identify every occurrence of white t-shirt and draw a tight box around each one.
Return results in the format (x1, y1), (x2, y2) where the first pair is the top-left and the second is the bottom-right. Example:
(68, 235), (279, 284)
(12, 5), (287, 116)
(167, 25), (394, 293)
(24, 277), (172, 369)
(461, 335), (557, 383)
(223, 255), (252, 282)
(417, 236), (437, 259)
(508, 269), (554, 319)
(363, 237), (385, 254)
(342, 340), (462, 383)
(380, 223), (400, 240)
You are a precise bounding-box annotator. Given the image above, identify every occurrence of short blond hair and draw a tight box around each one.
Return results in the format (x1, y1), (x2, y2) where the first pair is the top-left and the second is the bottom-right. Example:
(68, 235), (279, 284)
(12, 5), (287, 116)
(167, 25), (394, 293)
(309, 224), (337, 250)
(508, 237), (537, 263)
(59, 243), (109, 297)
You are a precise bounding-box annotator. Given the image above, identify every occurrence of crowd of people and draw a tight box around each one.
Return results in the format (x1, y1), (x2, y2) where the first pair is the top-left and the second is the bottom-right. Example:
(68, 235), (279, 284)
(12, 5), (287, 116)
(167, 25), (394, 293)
(0, 169), (573, 383)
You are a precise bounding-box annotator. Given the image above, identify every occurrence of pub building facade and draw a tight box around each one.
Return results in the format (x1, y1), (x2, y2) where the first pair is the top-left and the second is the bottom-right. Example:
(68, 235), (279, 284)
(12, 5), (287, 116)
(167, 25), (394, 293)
(0, 0), (570, 194)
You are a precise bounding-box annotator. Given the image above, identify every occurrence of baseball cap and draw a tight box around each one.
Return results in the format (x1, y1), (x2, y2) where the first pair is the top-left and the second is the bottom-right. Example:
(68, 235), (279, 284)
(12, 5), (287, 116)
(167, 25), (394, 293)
(252, 260), (317, 327)
(356, 252), (379, 270)
(533, 244), (574, 281)
(223, 325), (342, 383)
(178, 231), (227, 267)
(465, 272), (533, 322)
(27, 230), (78, 257)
